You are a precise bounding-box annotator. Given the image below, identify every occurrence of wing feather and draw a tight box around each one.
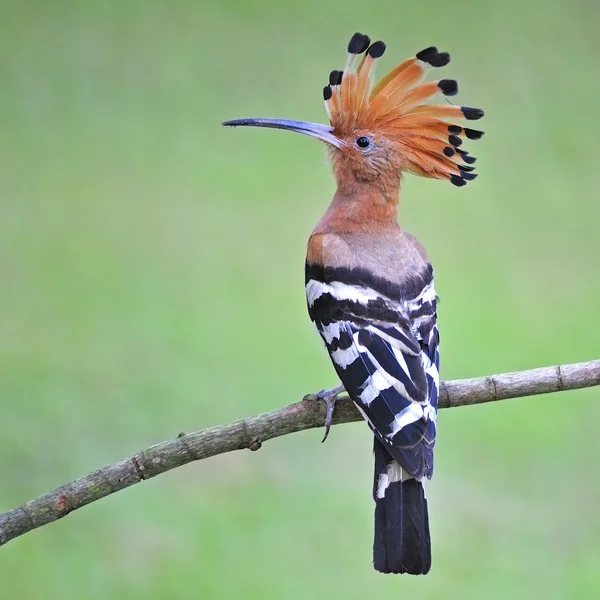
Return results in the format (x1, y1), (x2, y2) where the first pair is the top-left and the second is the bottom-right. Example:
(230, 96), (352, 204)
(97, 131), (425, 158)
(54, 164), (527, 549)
(307, 265), (439, 480)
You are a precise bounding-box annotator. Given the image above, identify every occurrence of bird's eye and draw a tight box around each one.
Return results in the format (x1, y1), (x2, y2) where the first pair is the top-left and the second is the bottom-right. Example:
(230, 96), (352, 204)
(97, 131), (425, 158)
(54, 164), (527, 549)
(356, 136), (371, 149)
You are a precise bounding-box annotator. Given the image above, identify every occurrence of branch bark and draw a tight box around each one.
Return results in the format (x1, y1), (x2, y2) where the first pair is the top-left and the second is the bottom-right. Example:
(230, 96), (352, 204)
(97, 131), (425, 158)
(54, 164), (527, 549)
(1, 359), (599, 548)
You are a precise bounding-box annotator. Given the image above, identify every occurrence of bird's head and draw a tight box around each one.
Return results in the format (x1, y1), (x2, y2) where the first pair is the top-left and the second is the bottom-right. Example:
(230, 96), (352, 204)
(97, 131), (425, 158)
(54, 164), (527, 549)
(223, 33), (483, 188)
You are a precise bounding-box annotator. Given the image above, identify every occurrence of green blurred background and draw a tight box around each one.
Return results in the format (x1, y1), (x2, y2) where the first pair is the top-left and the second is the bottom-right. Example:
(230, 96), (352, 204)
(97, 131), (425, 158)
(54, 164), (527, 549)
(1, 0), (599, 598)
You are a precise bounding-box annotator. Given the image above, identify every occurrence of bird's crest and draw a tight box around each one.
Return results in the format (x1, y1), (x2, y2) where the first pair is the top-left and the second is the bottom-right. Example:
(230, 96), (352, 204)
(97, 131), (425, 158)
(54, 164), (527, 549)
(323, 33), (484, 186)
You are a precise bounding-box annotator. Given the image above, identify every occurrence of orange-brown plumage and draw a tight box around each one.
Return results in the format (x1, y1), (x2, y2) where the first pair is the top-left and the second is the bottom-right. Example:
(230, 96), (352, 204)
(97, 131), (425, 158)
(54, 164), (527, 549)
(365, 64), (430, 120)
(370, 56), (417, 98)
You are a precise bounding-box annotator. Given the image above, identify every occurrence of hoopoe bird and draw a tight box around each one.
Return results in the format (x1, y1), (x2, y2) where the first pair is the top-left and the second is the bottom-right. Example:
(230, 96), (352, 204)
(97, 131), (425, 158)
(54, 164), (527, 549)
(223, 32), (483, 574)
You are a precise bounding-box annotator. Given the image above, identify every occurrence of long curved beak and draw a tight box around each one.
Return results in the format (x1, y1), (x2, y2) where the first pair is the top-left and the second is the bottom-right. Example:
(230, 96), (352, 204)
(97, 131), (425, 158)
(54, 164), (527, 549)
(222, 118), (344, 149)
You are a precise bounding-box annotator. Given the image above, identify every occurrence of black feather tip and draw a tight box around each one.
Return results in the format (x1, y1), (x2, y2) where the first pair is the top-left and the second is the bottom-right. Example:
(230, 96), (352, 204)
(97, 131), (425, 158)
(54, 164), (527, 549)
(429, 52), (450, 68)
(329, 70), (343, 86)
(461, 106), (484, 120)
(323, 85), (332, 101)
(460, 171), (478, 181)
(443, 146), (455, 157)
(416, 47), (450, 68)
(367, 41), (386, 59)
(348, 32), (370, 54)
(438, 79), (458, 96)
(415, 46), (438, 63)
(458, 164), (475, 172)
(464, 128), (485, 140)
(450, 174), (466, 187)
(447, 125), (462, 135)
(456, 148), (477, 164)
(448, 134), (462, 147)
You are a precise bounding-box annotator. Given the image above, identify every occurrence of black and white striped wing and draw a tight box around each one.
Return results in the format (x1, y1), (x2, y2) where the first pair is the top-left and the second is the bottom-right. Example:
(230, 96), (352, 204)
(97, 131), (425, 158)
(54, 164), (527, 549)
(306, 266), (439, 480)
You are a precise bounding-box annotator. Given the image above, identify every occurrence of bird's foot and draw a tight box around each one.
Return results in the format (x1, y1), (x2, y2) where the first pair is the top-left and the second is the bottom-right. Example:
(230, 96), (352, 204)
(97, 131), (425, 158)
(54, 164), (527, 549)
(305, 385), (345, 443)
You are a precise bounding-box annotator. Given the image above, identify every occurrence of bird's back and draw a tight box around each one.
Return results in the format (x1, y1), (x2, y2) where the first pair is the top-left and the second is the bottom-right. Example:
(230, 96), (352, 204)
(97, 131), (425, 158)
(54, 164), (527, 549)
(308, 226), (430, 287)
(306, 222), (439, 574)
(306, 223), (439, 476)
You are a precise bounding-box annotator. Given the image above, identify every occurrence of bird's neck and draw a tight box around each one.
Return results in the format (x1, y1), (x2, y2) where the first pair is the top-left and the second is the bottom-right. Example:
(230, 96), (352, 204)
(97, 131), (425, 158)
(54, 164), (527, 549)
(314, 165), (401, 234)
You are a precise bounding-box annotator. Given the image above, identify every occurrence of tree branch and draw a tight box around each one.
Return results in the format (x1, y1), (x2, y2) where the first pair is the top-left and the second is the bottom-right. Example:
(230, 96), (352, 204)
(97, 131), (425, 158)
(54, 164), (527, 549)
(1, 359), (599, 548)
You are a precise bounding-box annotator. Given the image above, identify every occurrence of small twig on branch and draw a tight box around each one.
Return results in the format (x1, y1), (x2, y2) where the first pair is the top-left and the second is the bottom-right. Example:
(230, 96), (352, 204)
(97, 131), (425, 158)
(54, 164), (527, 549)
(1, 359), (598, 548)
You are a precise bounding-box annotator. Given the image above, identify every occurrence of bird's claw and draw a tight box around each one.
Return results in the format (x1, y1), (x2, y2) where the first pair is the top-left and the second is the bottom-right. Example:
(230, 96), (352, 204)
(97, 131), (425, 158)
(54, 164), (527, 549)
(306, 385), (345, 443)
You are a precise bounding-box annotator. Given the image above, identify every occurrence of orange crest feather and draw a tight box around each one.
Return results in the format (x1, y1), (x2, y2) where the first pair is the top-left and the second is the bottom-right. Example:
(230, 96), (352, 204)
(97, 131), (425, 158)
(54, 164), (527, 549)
(322, 33), (484, 186)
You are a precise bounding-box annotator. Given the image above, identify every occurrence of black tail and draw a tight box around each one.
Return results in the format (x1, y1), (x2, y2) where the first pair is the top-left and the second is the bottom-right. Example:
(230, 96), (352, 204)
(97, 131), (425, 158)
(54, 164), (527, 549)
(372, 439), (431, 574)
